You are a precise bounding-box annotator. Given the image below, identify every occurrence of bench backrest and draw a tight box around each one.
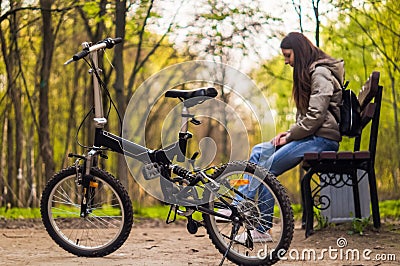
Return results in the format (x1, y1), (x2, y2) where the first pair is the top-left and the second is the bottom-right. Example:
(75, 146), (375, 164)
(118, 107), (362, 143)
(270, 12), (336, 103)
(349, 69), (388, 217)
(354, 71), (382, 164)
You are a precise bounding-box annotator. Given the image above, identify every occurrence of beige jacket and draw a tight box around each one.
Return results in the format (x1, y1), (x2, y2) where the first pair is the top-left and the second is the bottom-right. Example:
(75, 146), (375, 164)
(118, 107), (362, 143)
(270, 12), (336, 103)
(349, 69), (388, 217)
(286, 58), (344, 142)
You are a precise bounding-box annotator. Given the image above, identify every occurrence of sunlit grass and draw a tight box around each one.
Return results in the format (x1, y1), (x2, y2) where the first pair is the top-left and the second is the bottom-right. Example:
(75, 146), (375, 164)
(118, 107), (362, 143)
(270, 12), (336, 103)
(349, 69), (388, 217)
(133, 204), (203, 220)
(0, 200), (399, 220)
(379, 200), (400, 219)
(0, 207), (41, 219)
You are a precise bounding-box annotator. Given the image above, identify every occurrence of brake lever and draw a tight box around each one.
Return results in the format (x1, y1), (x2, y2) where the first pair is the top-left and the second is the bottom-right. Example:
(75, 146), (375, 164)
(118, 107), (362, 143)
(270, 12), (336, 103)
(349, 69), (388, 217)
(64, 58), (73, 65)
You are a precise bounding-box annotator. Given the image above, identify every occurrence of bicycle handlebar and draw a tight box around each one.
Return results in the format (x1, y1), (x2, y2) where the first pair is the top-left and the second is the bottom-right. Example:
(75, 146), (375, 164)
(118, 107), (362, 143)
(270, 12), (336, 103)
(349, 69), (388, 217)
(64, 37), (122, 65)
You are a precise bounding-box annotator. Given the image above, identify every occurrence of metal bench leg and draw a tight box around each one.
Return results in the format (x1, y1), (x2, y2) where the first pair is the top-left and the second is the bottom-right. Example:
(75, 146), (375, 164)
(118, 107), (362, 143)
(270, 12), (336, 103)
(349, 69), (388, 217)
(301, 170), (314, 238)
(351, 171), (362, 219)
(300, 180), (306, 229)
(368, 169), (381, 228)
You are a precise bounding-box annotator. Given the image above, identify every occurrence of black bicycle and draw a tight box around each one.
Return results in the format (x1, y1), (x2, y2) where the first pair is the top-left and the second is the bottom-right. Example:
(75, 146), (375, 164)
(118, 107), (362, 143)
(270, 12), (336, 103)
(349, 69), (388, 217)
(40, 37), (294, 265)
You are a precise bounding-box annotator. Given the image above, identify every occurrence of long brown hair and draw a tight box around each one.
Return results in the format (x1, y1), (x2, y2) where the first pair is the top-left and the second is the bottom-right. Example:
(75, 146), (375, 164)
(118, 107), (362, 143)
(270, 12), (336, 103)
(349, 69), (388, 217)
(280, 32), (332, 114)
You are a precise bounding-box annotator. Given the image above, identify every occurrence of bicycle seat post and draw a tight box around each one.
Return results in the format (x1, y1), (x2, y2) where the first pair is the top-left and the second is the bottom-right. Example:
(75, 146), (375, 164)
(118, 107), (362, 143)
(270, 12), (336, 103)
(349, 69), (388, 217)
(176, 105), (193, 162)
(180, 106), (189, 133)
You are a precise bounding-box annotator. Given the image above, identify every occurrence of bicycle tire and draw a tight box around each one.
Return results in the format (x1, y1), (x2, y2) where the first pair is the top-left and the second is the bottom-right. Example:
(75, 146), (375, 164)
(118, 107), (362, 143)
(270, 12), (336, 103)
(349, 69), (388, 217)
(40, 166), (133, 257)
(202, 161), (294, 265)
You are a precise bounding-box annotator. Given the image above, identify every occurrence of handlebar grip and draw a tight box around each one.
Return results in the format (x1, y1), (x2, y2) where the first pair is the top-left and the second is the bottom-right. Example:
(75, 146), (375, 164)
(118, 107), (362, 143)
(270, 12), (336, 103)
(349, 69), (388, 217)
(65, 37), (122, 65)
(113, 37), (122, 44)
(102, 37), (123, 49)
(72, 49), (90, 61)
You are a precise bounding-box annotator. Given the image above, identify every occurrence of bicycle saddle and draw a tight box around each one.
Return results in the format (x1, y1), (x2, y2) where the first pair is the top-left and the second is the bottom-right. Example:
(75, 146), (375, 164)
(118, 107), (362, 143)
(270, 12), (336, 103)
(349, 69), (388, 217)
(165, 87), (218, 100)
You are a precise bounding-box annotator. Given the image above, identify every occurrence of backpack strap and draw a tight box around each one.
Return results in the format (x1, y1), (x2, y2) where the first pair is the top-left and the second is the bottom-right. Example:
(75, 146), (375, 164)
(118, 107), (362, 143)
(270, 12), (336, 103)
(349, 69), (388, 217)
(329, 80), (349, 124)
(342, 80), (350, 90)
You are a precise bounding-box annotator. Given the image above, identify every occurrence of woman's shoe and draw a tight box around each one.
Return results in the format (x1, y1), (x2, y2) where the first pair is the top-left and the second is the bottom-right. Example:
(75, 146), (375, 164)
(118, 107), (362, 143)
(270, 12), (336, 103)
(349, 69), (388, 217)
(235, 229), (273, 243)
(215, 209), (232, 222)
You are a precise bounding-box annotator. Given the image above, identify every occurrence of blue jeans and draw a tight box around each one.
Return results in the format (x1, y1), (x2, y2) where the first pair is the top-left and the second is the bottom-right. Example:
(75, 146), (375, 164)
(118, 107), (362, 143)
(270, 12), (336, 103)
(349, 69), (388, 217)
(236, 136), (339, 232)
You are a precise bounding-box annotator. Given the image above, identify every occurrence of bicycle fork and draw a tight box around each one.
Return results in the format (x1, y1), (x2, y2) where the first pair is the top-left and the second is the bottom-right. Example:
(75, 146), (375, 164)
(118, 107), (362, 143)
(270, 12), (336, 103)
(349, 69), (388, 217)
(70, 149), (101, 218)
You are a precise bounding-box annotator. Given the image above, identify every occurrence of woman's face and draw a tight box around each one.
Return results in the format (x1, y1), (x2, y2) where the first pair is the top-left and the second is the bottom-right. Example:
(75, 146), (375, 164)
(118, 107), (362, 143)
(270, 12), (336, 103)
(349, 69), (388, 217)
(281, 48), (294, 67)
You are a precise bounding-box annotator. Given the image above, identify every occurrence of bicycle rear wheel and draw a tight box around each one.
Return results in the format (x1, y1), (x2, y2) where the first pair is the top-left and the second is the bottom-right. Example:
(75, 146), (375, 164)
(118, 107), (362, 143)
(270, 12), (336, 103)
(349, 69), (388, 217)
(202, 161), (294, 265)
(40, 167), (133, 257)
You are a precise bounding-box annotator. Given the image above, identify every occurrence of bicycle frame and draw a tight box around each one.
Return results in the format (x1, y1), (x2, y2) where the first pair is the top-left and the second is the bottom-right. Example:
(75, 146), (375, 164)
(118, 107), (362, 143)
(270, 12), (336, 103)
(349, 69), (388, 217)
(71, 42), (239, 224)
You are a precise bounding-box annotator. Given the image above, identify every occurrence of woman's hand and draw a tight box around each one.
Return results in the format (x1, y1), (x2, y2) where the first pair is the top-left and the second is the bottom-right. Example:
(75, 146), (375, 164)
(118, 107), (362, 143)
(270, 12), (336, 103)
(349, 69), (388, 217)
(272, 131), (289, 146)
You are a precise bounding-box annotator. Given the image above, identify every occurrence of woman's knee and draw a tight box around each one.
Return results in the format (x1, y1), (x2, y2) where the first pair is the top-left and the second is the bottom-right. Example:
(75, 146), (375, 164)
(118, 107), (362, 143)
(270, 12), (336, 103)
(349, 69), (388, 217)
(249, 142), (274, 163)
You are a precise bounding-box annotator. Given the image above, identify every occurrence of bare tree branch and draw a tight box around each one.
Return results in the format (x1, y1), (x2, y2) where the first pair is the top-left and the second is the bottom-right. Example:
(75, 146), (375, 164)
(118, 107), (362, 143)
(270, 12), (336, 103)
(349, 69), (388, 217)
(126, 0), (155, 96)
(292, 0), (304, 33)
(0, 5), (79, 23)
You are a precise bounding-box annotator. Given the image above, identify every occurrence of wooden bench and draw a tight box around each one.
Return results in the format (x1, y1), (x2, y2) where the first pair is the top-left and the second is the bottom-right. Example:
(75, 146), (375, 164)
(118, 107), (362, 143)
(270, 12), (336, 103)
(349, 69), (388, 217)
(301, 71), (382, 237)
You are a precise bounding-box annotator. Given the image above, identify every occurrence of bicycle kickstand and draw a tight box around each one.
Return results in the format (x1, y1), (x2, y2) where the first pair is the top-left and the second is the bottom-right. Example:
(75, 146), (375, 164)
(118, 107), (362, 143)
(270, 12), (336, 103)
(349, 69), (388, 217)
(219, 222), (240, 266)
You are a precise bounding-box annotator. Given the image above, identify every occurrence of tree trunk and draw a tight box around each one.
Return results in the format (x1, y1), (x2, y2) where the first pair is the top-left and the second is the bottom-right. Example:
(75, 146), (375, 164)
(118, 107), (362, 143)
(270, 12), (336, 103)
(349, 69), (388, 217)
(10, 81), (23, 207)
(26, 124), (36, 207)
(6, 115), (15, 206)
(389, 73), (399, 193)
(114, 0), (128, 189)
(312, 0), (321, 47)
(39, 0), (56, 181)
(0, 113), (8, 206)
(0, 0), (22, 206)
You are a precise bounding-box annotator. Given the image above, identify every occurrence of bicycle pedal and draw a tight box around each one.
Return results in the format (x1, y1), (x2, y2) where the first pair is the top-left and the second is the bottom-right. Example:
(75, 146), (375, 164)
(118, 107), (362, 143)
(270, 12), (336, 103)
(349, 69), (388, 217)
(186, 217), (199, 234)
(187, 221), (198, 234)
(142, 163), (161, 180)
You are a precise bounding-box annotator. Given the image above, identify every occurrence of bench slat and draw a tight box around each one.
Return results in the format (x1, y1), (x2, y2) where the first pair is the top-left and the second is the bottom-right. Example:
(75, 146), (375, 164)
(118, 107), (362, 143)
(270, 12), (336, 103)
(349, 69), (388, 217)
(303, 151), (371, 162)
(337, 151), (354, 160)
(354, 151), (370, 159)
(358, 71), (380, 110)
(361, 103), (376, 128)
(303, 152), (319, 161)
(319, 151), (337, 160)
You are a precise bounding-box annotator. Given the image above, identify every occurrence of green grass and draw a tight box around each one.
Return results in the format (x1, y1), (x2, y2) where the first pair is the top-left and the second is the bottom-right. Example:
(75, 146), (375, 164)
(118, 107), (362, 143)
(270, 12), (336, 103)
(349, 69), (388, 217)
(0, 207), (41, 219)
(133, 204), (203, 220)
(291, 203), (303, 220)
(133, 204), (176, 219)
(378, 200), (400, 219)
(1, 200), (399, 221)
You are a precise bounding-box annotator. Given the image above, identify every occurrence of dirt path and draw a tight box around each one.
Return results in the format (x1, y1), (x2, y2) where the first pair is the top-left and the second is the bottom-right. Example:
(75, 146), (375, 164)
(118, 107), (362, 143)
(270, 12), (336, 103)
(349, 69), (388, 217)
(0, 218), (399, 266)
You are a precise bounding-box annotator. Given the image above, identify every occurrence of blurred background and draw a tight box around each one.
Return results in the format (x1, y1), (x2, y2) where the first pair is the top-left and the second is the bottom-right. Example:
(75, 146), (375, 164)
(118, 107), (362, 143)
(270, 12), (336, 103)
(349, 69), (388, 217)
(0, 0), (399, 211)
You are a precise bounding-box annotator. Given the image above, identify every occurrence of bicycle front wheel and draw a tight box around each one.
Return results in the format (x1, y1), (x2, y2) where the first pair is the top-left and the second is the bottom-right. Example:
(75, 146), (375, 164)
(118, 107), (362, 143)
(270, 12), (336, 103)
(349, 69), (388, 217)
(203, 161), (294, 265)
(40, 167), (133, 257)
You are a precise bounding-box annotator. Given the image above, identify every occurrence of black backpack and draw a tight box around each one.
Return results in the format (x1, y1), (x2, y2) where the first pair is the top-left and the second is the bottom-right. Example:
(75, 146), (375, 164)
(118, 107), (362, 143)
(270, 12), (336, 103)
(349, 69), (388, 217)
(331, 81), (362, 137)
